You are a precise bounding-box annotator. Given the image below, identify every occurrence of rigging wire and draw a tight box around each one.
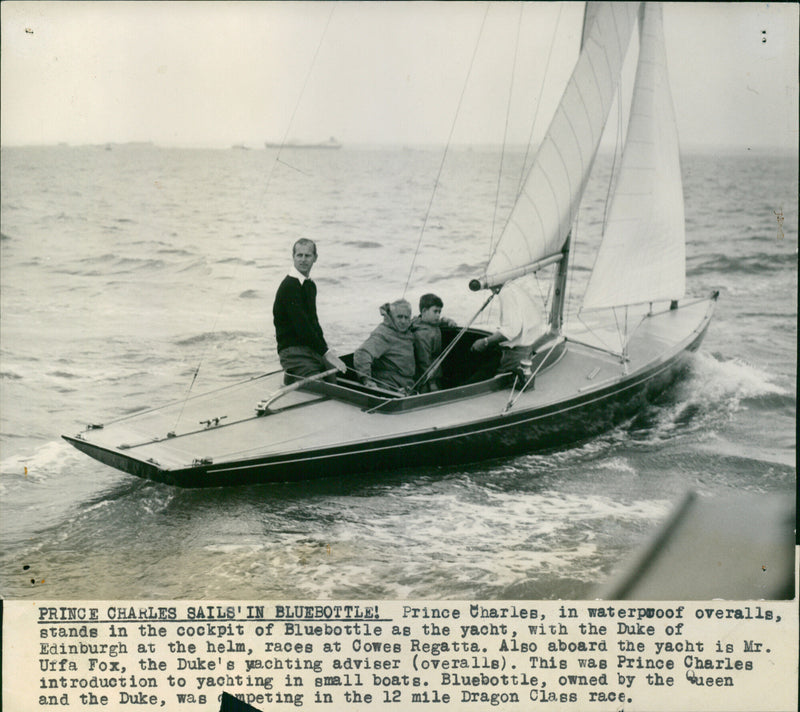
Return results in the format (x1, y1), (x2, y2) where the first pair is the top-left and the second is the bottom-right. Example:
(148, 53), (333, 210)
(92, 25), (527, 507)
(574, 61), (627, 343)
(402, 2), (491, 298)
(488, 2), (524, 258)
(482, 4), (562, 326)
(602, 82), (626, 235)
(614, 96), (629, 354)
(515, 2), (564, 202)
(171, 5), (337, 432)
(270, 5), (337, 171)
(497, 3), (565, 321)
(529, 4), (567, 323)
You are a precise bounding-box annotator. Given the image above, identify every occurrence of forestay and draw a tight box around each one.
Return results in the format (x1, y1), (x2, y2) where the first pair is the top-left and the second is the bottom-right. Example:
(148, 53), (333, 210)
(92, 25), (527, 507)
(582, 3), (686, 310)
(480, 2), (640, 289)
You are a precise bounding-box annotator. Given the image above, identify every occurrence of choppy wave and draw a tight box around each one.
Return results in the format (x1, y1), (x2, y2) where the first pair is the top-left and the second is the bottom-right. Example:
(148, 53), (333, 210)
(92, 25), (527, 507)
(174, 330), (259, 346)
(452, 262), (486, 277)
(114, 256), (168, 270)
(156, 247), (195, 256)
(55, 254), (173, 275)
(217, 257), (257, 266)
(691, 250), (795, 275)
(343, 240), (383, 248)
(47, 369), (80, 380)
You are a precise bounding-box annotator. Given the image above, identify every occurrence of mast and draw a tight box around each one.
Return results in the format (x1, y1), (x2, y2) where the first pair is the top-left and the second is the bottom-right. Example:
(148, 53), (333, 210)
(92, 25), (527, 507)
(546, 1), (590, 336)
(548, 234), (571, 334)
(546, 1), (590, 335)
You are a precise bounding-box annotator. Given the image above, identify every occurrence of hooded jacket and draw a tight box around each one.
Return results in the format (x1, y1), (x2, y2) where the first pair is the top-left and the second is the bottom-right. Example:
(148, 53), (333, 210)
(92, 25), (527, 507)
(410, 317), (445, 391)
(353, 303), (415, 391)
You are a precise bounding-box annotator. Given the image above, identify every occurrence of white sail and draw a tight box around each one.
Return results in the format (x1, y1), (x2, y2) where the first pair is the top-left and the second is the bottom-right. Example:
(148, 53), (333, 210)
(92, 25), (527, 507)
(481, 2), (639, 289)
(582, 3), (685, 310)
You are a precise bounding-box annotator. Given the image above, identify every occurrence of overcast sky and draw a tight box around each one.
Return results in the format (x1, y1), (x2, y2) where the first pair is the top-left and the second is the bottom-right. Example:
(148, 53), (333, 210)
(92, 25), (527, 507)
(1, 1), (797, 149)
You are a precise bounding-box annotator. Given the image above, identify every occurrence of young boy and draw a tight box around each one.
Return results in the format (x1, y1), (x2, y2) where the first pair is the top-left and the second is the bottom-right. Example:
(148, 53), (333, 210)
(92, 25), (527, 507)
(410, 293), (456, 392)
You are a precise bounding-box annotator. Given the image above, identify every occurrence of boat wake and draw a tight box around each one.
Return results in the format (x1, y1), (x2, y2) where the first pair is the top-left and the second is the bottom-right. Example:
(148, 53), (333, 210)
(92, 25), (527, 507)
(0, 439), (171, 533)
(620, 351), (790, 443)
(0, 439), (81, 486)
(697, 350), (788, 398)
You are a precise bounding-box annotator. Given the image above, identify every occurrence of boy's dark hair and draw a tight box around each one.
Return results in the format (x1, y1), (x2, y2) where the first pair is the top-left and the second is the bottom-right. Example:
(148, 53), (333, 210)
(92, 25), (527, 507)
(419, 293), (443, 312)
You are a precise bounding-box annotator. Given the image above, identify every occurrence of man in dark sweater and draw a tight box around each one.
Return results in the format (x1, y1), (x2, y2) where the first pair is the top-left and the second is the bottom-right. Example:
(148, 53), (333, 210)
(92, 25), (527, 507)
(273, 239), (346, 383)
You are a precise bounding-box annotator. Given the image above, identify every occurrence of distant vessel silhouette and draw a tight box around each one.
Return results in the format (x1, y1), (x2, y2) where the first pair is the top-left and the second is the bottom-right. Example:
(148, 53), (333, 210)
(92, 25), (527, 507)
(264, 136), (341, 149)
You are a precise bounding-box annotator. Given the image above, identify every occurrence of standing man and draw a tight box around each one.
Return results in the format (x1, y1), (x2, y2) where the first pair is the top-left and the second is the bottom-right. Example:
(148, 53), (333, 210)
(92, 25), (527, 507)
(273, 238), (346, 383)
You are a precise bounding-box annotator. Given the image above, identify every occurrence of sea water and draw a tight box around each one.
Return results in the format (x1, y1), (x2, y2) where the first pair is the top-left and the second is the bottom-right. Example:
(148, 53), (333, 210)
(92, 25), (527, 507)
(0, 143), (796, 599)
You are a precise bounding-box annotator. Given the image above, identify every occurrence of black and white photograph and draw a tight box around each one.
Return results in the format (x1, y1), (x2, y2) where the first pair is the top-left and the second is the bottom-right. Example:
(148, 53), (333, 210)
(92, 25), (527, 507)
(1, 3), (796, 706)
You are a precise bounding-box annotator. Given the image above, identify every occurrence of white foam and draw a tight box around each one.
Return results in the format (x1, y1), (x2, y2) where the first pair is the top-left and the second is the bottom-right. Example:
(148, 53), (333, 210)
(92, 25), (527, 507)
(595, 457), (638, 474)
(693, 351), (787, 402)
(0, 440), (81, 481)
(203, 543), (267, 554)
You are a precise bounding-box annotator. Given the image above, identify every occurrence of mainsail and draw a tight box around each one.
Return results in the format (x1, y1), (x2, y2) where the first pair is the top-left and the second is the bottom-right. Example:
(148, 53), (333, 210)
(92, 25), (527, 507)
(582, 2), (686, 310)
(478, 2), (640, 290)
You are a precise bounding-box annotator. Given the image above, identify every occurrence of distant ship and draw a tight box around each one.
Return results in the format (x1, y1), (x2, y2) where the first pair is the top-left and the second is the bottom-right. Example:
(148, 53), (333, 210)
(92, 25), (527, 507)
(264, 136), (341, 149)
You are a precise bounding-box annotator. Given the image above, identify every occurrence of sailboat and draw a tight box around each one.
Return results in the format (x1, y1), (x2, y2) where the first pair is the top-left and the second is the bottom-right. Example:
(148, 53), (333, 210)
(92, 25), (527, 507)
(64, 3), (717, 487)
